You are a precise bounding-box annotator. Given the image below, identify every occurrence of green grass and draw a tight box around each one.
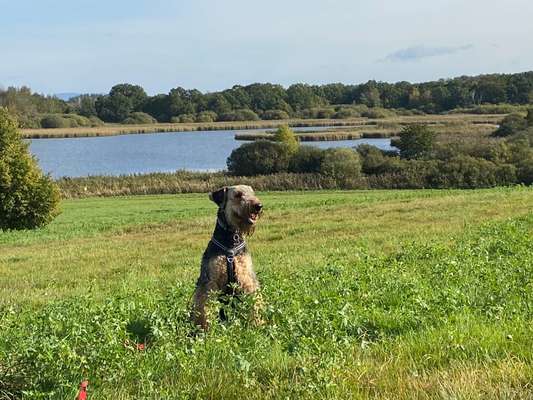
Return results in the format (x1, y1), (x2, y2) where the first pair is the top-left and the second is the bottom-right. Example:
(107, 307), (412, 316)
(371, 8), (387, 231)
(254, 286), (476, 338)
(0, 187), (532, 399)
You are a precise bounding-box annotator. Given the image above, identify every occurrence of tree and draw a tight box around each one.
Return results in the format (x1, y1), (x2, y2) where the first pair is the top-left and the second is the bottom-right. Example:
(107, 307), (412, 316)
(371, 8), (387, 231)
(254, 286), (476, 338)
(0, 108), (60, 230)
(287, 84), (325, 111)
(273, 125), (298, 154)
(96, 84), (148, 122)
(397, 125), (437, 159)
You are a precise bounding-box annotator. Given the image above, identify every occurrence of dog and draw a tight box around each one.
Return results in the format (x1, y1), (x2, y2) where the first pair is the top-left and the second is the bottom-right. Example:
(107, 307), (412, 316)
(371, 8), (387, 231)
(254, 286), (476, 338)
(191, 185), (263, 330)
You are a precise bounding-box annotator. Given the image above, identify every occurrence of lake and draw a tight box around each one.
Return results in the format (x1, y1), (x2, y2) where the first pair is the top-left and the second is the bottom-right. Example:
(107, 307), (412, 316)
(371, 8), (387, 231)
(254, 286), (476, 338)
(29, 129), (394, 178)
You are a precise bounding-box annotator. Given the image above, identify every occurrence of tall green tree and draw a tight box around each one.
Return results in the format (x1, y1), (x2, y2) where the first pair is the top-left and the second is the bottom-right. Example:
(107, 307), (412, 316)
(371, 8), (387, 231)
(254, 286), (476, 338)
(0, 108), (60, 230)
(95, 84), (147, 122)
(397, 125), (437, 159)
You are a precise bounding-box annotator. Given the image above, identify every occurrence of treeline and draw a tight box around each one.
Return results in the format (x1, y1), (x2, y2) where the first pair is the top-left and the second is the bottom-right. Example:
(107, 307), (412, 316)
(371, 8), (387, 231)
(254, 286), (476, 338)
(2, 71), (533, 128)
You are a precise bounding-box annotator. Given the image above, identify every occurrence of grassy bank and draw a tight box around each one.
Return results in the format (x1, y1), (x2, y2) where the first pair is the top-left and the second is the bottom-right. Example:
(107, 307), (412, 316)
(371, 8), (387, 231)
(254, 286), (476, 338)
(22, 114), (504, 140)
(0, 188), (532, 398)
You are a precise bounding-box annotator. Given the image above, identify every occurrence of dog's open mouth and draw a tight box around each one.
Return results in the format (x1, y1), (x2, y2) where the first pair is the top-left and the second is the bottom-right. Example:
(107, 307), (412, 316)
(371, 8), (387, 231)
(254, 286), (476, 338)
(247, 212), (259, 225)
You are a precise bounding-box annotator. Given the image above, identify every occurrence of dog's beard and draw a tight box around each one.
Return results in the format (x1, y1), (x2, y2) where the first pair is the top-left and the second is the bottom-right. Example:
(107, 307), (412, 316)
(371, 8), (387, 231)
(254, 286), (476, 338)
(225, 203), (261, 236)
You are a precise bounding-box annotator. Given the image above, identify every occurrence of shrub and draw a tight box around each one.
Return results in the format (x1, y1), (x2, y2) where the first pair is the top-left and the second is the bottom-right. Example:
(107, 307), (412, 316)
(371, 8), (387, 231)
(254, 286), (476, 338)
(273, 125), (299, 154)
(0, 108), (60, 230)
(526, 108), (533, 127)
(333, 108), (360, 119)
(301, 107), (335, 119)
(63, 114), (91, 127)
(123, 112), (157, 125)
(428, 156), (517, 188)
(516, 156), (533, 185)
(493, 113), (527, 137)
(195, 111), (218, 123)
(362, 107), (395, 119)
(227, 140), (290, 176)
(357, 144), (393, 174)
(89, 116), (105, 127)
(40, 115), (69, 129)
(16, 112), (41, 129)
(177, 114), (196, 123)
(262, 110), (290, 120)
(397, 124), (436, 159)
(320, 148), (362, 183)
(219, 109), (260, 122)
(289, 146), (324, 173)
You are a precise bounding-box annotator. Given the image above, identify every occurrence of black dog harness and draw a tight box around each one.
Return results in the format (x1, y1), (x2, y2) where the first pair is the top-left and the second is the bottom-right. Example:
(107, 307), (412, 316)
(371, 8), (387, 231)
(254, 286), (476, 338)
(210, 214), (247, 293)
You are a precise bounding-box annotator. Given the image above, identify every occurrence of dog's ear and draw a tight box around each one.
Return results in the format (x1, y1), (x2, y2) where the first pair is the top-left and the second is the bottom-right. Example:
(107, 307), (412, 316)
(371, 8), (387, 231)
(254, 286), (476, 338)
(209, 187), (227, 207)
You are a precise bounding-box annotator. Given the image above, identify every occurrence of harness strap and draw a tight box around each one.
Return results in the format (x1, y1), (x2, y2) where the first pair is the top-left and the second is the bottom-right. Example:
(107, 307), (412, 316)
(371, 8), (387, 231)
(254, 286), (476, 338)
(210, 237), (246, 289)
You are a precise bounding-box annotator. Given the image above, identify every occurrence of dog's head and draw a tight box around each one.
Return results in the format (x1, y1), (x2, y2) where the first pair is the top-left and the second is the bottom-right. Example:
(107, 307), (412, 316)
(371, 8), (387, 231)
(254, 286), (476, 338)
(209, 185), (263, 234)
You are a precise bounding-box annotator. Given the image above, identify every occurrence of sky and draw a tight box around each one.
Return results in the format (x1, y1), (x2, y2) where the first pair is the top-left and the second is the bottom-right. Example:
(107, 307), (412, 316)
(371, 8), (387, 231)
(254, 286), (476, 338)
(1, 0), (533, 95)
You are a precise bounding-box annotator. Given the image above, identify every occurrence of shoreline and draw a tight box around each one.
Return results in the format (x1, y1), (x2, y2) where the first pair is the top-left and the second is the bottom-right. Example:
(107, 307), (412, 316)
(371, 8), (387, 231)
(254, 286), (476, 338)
(22, 114), (504, 140)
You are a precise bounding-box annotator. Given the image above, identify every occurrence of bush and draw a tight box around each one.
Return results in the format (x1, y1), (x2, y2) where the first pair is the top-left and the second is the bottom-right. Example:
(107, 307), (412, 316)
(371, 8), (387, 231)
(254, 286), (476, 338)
(320, 148), (362, 183)
(63, 114), (92, 127)
(123, 112), (157, 125)
(516, 156), (533, 185)
(227, 140), (290, 176)
(16, 112), (41, 129)
(362, 107), (395, 119)
(301, 107), (335, 119)
(89, 116), (105, 127)
(195, 111), (218, 123)
(262, 110), (290, 120)
(526, 108), (533, 127)
(273, 125), (299, 154)
(0, 108), (60, 230)
(450, 104), (527, 115)
(397, 124), (437, 159)
(289, 146), (324, 173)
(175, 114), (196, 123)
(219, 109), (260, 122)
(40, 115), (69, 129)
(493, 113), (527, 137)
(333, 108), (360, 119)
(428, 156), (517, 188)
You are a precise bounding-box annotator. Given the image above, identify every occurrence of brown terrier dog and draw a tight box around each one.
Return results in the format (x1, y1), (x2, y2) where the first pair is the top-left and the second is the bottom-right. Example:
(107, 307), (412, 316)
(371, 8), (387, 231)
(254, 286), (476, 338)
(191, 185), (263, 330)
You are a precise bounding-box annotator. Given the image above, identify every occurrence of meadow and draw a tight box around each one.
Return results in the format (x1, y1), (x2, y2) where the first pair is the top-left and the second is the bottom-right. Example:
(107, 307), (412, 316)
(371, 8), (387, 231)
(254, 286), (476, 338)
(0, 187), (532, 399)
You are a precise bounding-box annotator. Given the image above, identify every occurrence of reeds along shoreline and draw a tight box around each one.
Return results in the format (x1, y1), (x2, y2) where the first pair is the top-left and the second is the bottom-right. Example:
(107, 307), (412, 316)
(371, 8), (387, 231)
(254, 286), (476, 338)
(22, 114), (505, 139)
(57, 172), (345, 199)
(21, 118), (367, 139)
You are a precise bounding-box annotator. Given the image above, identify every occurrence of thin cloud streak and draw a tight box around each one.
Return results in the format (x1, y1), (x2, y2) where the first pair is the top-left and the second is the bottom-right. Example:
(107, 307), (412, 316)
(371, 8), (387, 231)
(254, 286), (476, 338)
(383, 45), (474, 63)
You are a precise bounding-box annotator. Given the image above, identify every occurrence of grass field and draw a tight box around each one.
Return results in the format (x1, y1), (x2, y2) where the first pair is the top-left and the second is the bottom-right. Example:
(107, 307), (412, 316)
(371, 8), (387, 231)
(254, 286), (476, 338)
(0, 188), (532, 398)
(22, 114), (504, 139)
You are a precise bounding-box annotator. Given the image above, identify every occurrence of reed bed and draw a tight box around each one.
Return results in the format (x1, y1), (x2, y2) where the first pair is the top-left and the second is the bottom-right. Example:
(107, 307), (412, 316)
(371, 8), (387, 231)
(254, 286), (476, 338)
(22, 114), (504, 139)
(236, 119), (498, 142)
(22, 118), (367, 139)
(57, 172), (342, 199)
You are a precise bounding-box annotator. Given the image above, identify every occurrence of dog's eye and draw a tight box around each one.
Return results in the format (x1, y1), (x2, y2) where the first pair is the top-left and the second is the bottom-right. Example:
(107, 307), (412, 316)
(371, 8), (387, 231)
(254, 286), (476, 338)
(235, 191), (243, 199)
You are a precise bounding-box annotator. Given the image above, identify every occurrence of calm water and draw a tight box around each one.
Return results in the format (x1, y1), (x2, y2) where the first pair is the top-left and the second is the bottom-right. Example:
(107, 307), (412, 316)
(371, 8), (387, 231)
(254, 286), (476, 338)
(29, 129), (394, 178)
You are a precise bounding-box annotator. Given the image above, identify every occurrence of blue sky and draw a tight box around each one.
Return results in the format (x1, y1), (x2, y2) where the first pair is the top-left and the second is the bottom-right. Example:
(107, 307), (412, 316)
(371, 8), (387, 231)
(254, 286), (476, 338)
(1, 0), (533, 95)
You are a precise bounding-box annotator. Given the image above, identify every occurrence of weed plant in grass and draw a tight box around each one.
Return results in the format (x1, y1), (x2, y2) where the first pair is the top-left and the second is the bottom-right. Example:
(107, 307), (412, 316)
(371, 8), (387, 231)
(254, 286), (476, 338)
(0, 188), (532, 398)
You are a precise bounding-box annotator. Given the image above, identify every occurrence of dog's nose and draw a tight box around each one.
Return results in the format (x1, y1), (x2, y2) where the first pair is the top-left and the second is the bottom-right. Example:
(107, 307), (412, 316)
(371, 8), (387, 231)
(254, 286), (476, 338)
(254, 203), (263, 212)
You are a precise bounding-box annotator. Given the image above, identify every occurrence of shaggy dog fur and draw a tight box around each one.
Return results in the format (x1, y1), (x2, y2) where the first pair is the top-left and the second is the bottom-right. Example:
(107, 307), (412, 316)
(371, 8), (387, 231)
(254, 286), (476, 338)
(191, 185), (263, 330)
